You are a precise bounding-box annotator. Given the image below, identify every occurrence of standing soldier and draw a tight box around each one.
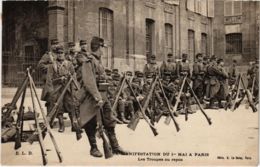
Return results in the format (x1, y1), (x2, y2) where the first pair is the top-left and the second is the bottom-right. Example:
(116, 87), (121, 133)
(77, 40), (89, 58)
(160, 53), (177, 80)
(143, 54), (159, 79)
(228, 59), (238, 88)
(45, 46), (77, 132)
(178, 53), (194, 114)
(77, 36), (128, 158)
(65, 42), (77, 68)
(192, 53), (205, 103)
(247, 59), (259, 101)
(203, 56), (210, 101)
(216, 58), (229, 108)
(38, 39), (59, 114)
(206, 55), (222, 109)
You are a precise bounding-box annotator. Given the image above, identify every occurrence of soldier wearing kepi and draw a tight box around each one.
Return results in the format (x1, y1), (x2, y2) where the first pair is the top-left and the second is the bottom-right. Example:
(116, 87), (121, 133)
(38, 38), (59, 114)
(45, 46), (77, 132)
(77, 40), (89, 59)
(143, 54), (159, 80)
(77, 36), (128, 158)
(65, 42), (78, 68)
(206, 55), (221, 109)
(178, 53), (194, 114)
(192, 53), (205, 103)
(216, 58), (229, 108)
(160, 53), (177, 80)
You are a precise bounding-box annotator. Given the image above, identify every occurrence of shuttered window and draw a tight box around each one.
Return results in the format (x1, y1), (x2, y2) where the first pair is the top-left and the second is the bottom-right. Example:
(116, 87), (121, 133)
(99, 8), (113, 68)
(224, 1), (242, 16)
(146, 19), (154, 58)
(188, 30), (195, 62)
(201, 33), (207, 56)
(165, 23), (173, 56)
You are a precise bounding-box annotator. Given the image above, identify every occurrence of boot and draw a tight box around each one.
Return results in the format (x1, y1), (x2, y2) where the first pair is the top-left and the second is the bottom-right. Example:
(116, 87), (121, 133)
(58, 114), (65, 133)
(106, 127), (128, 155)
(86, 133), (103, 158)
(119, 111), (130, 124)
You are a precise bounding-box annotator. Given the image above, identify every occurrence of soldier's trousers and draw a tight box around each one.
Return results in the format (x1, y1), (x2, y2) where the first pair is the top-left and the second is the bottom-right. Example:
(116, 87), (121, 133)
(83, 100), (120, 150)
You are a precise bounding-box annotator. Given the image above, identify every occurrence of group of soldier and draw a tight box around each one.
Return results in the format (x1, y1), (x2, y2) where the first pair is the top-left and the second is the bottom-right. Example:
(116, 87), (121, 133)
(37, 36), (259, 158)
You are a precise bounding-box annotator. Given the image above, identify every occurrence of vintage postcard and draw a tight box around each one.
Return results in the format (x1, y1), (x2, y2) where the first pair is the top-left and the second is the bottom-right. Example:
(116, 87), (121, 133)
(1, 0), (259, 166)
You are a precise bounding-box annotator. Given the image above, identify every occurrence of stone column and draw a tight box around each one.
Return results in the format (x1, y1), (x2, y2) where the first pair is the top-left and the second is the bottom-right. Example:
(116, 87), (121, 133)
(48, 1), (65, 46)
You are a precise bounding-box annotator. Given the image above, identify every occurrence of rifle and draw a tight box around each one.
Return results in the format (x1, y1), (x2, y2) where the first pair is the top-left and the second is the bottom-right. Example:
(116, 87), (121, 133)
(98, 83), (115, 159)
(27, 74), (79, 143)
(14, 87), (27, 150)
(28, 70), (48, 165)
(27, 69), (63, 163)
(230, 74), (241, 111)
(2, 76), (29, 127)
(185, 79), (212, 125)
(240, 76), (257, 112)
(127, 76), (158, 136)
(157, 79), (180, 132)
(165, 75), (187, 125)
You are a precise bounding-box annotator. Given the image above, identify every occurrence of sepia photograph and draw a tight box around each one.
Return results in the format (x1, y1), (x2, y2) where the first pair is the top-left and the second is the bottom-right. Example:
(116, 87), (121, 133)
(1, 0), (259, 166)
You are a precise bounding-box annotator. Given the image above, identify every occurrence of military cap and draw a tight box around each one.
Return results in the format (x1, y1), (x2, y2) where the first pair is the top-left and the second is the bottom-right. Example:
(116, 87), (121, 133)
(167, 53), (173, 57)
(112, 73), (121, 81)
(232, 59), (237, 63)
(105, 69), (112, 76)
(137, 72), (144, 78)
(134, 70), (141, 76)
(56, 45), (64, 53)
(80, 40), (87, 46)
(210, 55), (217, 61)
(91, 36), (106, 47)
(182, 53), (188, 59)
(68, 42), (75, 47)
(217, 58), (224, 64)
(50, 39), (59, 45)
(151, 54), (156, 60)
(112, 69), (119, 74)
(126, 71), (133, 76)
(196, 53), (202, 59)
(203, 56), (210, 61)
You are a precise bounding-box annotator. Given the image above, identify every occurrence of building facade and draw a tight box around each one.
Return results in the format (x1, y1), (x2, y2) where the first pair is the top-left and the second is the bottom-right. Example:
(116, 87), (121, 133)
(213, 0), (260, 65)
(2, 0), (214, 86)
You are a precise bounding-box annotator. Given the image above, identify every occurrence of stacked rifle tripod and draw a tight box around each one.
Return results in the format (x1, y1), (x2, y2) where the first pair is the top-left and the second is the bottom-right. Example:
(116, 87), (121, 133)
(112, 74), (212, 137)
(1, 68), (62, 165)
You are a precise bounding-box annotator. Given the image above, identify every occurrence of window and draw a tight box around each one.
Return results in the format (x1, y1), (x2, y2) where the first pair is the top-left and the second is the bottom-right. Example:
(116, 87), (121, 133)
(224, 1), (242, 16)
(99, 8), (113, 68)
(201, 33), (207, 56)
(146, 19), (154, 58)
(226, 33), (242, 54)
(165, 23), (173, 56)
(188, 30), (195, 62)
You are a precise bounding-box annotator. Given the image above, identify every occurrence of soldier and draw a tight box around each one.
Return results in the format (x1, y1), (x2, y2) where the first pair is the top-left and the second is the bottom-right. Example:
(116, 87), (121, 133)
(192, 53), (205, 103)
(160, 53), (177, 80)
(65, 42), (77, 68)
(206, 55), (223, 109)
(45, 46), (77, 132)
(247, 59), (259, 101)
(38, 39), (59, 114)
(228, 59), (238, 87)
(203, 56), (211, 101)
(77, 40), (89, 59)
(143, 54), (159, 80)
(77, 36), (127, 158)
(216, 58), (229, 108)
(178, 53), (194, 114)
